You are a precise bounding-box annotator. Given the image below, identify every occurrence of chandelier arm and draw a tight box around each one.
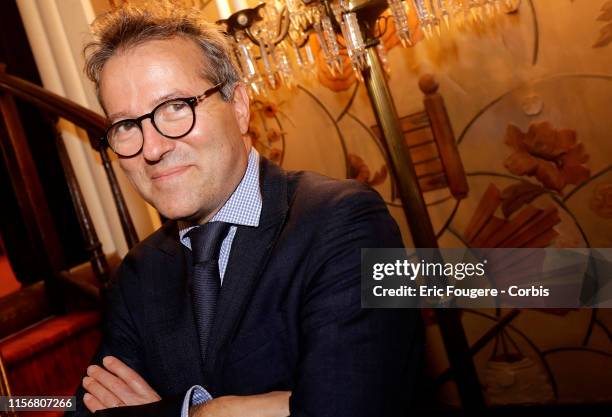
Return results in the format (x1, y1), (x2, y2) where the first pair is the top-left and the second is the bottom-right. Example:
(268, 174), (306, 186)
(244, 27), (263, 46)
(271, 7), (291, 46)
(375, 15), (388, 39)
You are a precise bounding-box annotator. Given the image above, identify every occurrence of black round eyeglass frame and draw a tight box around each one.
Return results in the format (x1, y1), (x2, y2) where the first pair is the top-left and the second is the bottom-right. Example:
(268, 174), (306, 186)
(101, 83), (224, 157)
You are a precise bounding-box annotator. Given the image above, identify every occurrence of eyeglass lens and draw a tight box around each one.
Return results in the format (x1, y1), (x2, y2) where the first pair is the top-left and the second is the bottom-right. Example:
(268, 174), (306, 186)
(108, 99), (195, 156)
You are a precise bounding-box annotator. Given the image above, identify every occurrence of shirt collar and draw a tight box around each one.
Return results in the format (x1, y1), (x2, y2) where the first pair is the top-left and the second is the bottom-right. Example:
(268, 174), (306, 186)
(178, 148), (262, 247)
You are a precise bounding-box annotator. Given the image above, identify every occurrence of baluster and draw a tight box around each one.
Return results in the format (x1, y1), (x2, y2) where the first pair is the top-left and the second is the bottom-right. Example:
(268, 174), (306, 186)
(93, 138), (140, 250)
(419, 74), (468, 199)
(51, 119), (111, 287)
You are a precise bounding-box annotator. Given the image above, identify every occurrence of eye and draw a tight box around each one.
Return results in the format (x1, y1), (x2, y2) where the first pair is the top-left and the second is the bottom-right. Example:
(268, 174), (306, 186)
(167, 101), (189, 112)
(156, 100), (192, 122)
(108, 120), (141, 145)
(115, 121), (138, 134)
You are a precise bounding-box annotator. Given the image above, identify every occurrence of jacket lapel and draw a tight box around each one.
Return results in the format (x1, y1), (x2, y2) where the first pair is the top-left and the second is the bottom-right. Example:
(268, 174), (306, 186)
(202, 158), (289, 390)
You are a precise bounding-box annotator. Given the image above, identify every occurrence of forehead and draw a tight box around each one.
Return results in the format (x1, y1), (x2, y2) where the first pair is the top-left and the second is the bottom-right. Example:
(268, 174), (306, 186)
(99, 37), (208, 113)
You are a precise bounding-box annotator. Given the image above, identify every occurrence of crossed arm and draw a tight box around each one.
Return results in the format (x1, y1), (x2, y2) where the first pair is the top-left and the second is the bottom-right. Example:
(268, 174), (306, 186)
(82, 355), (290, 417)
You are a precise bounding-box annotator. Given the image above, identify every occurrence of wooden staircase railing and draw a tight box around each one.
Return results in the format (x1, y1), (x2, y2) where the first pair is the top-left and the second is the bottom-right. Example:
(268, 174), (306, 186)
(0, 64), (139, 290)
(0, 64), (145, 404)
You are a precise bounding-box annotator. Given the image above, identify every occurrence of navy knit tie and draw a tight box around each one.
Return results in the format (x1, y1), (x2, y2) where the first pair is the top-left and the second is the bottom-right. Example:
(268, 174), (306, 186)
(187, 221), (230, 365)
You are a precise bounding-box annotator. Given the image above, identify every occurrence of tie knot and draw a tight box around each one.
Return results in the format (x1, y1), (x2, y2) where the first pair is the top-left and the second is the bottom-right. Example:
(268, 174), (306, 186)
(187, 222), (230, 264)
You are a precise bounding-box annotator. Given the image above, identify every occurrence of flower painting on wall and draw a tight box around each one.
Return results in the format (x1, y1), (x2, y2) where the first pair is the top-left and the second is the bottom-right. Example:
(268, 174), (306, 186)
(503, 121), (590, 193)
(594, 1), (612, 47)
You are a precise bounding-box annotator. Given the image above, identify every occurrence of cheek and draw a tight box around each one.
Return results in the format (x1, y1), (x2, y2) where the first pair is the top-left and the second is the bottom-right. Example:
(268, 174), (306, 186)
(118, 158), (139, 177)
(200, 104), (242, 139)
(117, 157), (128, 168)
(187, 120), (238, 163)
(119, 159), (149, 190)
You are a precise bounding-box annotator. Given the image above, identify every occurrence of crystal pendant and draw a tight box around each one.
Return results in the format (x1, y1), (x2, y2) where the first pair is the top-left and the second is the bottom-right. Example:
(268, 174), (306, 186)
(452, 1), (467, 25)
(388, 0), (412, 46)
(275, 44), (295, 88)
(301, 43), (317, 78)
(261, 45), (279, 89)
(234, 32), (265, 97)
(436, 0), (452, 29)
(414, 0), (435, 38)
(342, 12), (367, 72)
(292, 43), (316, 80)
(313, 21), (334, 75)
(321, 13), (344, 75)
(467, 0), (485, 23)
(484, 0), (502, 19)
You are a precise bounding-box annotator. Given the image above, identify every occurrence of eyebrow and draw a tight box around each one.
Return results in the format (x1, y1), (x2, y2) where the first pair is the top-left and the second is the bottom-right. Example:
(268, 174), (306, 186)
(107, 90), (194, 122)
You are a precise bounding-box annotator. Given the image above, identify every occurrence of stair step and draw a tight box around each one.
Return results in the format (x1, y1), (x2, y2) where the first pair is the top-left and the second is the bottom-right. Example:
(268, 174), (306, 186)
(0, 311), (101, 403)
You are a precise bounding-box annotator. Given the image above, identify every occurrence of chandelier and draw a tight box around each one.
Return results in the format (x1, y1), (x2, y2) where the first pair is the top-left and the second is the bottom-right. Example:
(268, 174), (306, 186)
(216, 0), (521, 97)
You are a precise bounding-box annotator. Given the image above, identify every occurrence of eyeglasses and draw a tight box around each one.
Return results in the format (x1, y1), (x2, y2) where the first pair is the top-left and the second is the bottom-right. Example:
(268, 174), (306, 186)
(102, 83), (223, 157)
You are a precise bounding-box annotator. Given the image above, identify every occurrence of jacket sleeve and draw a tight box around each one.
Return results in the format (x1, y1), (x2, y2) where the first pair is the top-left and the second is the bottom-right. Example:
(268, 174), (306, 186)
(71, 259), (149, 417)
(288, 183), (424, 417)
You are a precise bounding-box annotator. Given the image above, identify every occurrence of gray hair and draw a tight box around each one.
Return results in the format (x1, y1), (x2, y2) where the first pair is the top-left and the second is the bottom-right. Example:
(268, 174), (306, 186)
(83, 1), (240, 105)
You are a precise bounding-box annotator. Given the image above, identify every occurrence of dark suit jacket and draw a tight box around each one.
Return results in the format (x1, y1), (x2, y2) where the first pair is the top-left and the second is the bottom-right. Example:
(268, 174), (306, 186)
(74, 157), (423, 417)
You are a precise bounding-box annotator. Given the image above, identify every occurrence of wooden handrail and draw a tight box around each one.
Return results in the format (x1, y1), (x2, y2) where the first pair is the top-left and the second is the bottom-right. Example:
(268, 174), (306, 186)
(0, 68), (105, 148)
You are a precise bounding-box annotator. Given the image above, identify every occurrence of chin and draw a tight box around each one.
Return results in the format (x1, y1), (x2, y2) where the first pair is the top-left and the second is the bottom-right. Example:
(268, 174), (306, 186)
(159, 208), (198, 221)
(149, 191), (215, 224)
(151, 200), (197, 221)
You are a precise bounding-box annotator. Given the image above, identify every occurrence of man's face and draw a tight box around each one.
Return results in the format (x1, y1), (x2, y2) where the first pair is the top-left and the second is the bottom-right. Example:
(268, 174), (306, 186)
(99, 37), (250, 224)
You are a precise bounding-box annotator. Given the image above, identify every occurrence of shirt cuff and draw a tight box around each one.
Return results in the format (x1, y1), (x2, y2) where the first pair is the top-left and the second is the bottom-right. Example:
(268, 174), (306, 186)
(180, 385), (213, 417)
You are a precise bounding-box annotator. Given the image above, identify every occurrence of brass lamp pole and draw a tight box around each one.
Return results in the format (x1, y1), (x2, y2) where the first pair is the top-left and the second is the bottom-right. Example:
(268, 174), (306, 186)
(342, 0), (486, 410)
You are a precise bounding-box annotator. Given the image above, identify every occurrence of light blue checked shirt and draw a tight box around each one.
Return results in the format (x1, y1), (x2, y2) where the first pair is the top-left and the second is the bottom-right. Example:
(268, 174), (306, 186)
(178, 148), (262, 416)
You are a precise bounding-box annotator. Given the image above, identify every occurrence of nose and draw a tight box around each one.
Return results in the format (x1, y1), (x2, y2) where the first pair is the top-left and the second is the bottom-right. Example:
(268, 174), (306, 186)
(141, 119), (176, 162)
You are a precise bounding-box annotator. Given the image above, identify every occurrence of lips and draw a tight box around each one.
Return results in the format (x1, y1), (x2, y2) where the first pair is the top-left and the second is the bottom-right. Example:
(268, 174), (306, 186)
(150, 165), (190, 181)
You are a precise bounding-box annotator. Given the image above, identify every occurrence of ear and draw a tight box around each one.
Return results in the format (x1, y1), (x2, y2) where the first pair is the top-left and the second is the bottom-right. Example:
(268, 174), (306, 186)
(231, 83), (250, 135)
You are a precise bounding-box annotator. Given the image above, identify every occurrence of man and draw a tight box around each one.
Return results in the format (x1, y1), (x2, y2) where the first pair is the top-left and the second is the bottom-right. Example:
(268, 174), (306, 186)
(75, 3), (423, 417)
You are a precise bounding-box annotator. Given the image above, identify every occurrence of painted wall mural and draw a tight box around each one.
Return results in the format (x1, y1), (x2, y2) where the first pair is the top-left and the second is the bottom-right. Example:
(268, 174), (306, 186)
(249, 0), (612, 406)
(97, 0), (612, 407)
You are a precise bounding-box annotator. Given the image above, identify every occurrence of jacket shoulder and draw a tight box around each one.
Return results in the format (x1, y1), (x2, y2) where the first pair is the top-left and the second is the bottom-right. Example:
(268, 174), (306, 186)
(285, 170), (386, 213)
